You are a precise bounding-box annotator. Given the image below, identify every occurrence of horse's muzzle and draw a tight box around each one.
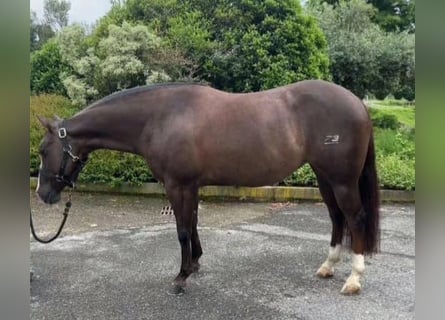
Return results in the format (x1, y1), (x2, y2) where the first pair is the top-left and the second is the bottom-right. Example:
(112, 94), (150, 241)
(37, 190), (61, 205)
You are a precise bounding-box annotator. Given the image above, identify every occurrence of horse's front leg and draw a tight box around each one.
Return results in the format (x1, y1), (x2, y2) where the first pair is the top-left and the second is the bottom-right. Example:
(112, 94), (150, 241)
(165, 183), (198, 294)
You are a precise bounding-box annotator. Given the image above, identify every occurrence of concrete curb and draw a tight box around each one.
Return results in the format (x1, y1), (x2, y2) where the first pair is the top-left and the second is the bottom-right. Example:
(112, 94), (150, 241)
(30, 178), (414, 202)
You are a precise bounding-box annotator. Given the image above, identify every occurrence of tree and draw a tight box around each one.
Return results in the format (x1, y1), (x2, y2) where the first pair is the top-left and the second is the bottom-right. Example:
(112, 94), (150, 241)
(30, 11), (55, 51)
(30, 0), (71, 51)
(208, 0), (330, 92)
(30, 40), (71, 95)
(392, 32), (415, 101)
(369, 0), (415, 33)
(90, 0), (195, 82)
(308, 0), (414, 100)
(114, 0), (330, 92)
(56, 23), (169, 105)
(308, 0), (415, 32)
(44, 0), (71, 32)
(97, 22), (169, 93)
(56, 24), (98, 105)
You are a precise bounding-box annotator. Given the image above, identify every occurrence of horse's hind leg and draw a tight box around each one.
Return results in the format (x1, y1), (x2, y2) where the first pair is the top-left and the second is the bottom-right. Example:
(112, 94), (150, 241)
(315, 173), (345, 278)
(332, 182), (366, 295)
(191, 194), (202, 272)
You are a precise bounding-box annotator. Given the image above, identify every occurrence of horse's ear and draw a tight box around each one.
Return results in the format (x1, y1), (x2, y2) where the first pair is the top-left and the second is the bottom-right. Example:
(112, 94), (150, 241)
(53, 115), (62, 122)
(37, 115), (55, 133)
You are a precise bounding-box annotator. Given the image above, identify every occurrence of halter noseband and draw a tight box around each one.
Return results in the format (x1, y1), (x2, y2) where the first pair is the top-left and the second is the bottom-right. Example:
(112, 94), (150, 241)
(54, 125), (87, 188)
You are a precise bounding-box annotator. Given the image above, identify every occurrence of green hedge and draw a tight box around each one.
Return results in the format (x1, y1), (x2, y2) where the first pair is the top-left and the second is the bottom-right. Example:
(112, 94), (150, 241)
(30, 95), (415, 190)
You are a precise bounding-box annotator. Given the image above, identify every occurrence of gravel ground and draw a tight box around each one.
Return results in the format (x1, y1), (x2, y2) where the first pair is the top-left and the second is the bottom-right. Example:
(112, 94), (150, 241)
(30, 191), (415, 320)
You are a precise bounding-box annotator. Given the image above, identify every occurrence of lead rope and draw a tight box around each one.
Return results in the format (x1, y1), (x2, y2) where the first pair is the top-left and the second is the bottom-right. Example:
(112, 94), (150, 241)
(30, 191), (72, 244)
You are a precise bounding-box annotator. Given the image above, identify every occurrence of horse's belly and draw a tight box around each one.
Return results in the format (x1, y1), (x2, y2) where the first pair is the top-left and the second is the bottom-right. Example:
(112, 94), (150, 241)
(199, 152), (305, 187)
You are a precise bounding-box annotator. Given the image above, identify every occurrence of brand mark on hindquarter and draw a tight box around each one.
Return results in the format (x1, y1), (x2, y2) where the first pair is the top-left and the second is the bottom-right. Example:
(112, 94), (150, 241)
(324, 135), (340, 144)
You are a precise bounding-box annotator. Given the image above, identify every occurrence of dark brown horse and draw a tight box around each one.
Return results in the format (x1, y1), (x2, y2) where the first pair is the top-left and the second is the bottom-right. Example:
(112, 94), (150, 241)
(36, 80), (379, 295)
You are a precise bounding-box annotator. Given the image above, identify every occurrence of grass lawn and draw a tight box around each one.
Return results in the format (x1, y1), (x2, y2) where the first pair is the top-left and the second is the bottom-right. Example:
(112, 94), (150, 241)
(368, 99), (415, 128)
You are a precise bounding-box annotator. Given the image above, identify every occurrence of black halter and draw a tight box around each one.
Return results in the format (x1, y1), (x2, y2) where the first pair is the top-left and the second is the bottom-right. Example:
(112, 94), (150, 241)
(30, 124), (86, 244)
(53, 125), (87, 188)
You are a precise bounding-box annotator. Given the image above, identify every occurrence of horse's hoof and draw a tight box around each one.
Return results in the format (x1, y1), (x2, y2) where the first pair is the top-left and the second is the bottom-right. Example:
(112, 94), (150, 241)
(340, 282), (361, 295)
(167, 285), (186, 296)
(316, 266), (334, 278)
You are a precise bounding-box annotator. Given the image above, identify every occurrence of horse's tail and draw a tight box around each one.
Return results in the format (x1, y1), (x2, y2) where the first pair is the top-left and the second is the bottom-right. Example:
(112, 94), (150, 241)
(358, 131), (380, 254)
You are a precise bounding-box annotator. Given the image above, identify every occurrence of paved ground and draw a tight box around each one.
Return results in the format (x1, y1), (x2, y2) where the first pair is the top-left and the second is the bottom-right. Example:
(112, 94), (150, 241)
(30, 191), (415, 320)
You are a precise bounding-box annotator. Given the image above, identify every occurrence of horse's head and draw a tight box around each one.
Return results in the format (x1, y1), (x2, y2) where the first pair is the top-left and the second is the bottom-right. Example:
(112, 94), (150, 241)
(36, 116), (87, 204)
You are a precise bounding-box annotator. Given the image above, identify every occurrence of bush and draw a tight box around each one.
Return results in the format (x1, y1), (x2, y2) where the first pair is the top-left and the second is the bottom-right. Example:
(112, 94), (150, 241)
(79, 151), (154, 186)
(373, 126), (415, 190)
(394, 83), (415, 102)
(377, 154), (415, 190)
(282, 164), (318, 187)
(30, 40), (71, 96)
(369, 108), (400, 130)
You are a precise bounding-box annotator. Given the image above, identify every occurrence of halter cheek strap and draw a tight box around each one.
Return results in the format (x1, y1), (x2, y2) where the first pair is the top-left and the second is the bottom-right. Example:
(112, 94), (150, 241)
(56, 125), (87, 188)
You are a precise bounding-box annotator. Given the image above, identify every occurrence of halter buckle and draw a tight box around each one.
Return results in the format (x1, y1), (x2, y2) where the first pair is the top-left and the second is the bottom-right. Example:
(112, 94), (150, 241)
(58, 128), (67, 138)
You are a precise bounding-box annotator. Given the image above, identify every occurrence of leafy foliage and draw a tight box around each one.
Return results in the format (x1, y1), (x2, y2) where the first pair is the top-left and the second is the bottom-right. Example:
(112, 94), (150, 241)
(79, 151), (154, 186)
(312, 0), (415, 33)
(30, 11), (56, 51)
(377, 154), (415, 190)
(56, 24), (99, 105)
(97, 22), (166, 91)
(282, 164), (318, 187)
(43, 0), (71, 31)
(30, 40), (71, 96)
(368, 108), (400, 130)
(308, 0), (414, 100)
(371, 106), (415, 190)
(31, 0), (415, 104)
(369, 0), (415, 33)
(101, 0), (330, 92)
(55, 22), (168, 106)
(30, 0), (71, 51)
(198, 0), (330, 92)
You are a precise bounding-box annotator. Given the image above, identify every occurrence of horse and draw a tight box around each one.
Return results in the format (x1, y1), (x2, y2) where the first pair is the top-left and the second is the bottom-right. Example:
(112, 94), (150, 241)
(35, 79), (379, 295)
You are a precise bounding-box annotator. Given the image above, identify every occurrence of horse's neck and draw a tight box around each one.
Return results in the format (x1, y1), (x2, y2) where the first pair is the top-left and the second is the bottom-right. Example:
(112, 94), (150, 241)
(67, 106), (146, 155)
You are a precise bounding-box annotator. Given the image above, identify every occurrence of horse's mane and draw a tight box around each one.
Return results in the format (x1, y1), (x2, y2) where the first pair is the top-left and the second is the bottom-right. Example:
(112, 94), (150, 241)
(83, 82), (207, 111)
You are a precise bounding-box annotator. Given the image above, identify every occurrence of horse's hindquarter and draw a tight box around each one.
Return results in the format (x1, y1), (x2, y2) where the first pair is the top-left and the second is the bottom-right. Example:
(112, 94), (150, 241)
(291, 81), (373, 180)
